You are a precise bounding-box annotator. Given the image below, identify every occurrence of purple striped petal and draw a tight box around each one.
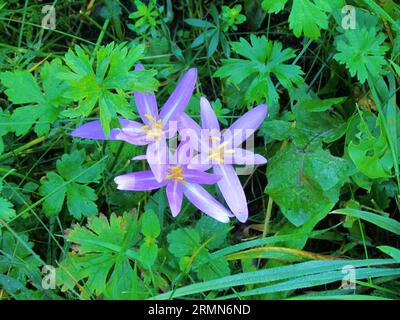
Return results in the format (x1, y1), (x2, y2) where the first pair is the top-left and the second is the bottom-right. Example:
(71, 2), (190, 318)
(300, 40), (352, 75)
(71, 119), (147, 145)
(183, 183), (230, 223)
(223, 104), (267, 148)
(200, 97), (220, 131)
(183, 169), (221, 184)
(166, 181), (183, 217)
(159, 68), (197, 125)
(213, 164), (248, 222)
(134, 65), (158, 123)
(114, 171), (166, 191)
(146, 138), (168, 182)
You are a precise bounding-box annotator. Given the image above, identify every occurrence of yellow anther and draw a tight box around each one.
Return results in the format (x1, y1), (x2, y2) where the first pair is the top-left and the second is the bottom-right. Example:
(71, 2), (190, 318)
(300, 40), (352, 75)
(165, 166), (185, 183)
(141, 116), (165, 140)
(218, 141), (229, 149)
(209, 136), (221, 141)
(144, 114), (156, 121)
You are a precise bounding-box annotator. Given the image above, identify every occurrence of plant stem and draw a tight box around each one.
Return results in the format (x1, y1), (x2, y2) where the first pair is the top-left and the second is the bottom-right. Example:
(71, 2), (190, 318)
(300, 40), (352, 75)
(0, 136), (46, 162)
(262, 196), (273, 237)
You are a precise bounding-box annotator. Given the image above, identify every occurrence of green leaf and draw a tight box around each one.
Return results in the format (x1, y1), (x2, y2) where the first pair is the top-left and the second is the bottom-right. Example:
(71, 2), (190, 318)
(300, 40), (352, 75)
(60, 43), (158, 136)
(185, 18), (215, 29)
(378, 246), (400, 261)
(141, 210), (160, 239)
(153, 259), (398, 299)
(263, 0), (341, 39)
(298, 97), (347, 112)
(0, 59), (69, 136)
(196, 256), (230, 281)
(167, 228), (201, 258)
(334, 27), (389, 83)
(139, 241), (158, 266)
(66, 183), (98, 219)
(39, 172), (66, 217)
(347, 112), (393, 179)
(215, 35), (304, 104)
(0, 197), (16, 221)
(262, 0), (288, 14)
(332, 208), (400, 235)
(289, 0), (330, 39)
(57, 213), (140, 297)
(39, 150), (103, 218)
(56, 150), (103, 183)
(195, 216), (230, 250)
(266, 143), (350, 226)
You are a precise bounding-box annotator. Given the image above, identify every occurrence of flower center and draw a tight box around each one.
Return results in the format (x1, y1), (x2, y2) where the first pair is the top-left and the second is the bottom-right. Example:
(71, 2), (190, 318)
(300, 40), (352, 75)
(165, 166), (185, 183)
(141, 114), (164, 140)
(207, 138), (235, 164)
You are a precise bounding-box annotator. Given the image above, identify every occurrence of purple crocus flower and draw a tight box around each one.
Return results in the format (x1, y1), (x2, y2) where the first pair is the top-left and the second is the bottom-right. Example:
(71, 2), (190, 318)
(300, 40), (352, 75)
(71, 65), (197, 182)
(114, 142), (232, 223)
(179, 97), (267, 222)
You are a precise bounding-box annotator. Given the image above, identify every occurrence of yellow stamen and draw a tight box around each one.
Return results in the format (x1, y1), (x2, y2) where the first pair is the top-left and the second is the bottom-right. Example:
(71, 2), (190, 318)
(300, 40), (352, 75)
(144, 114), (155, 121)
(165, 166), (185, 183)
(209, 136), (221, 141)
(141, 116), (165, 140)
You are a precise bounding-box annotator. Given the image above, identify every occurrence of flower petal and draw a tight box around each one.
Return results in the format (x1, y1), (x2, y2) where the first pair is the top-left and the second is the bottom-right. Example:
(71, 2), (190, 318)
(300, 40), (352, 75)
(229, 148), (268, 166)
(179, 113), (209, 152)
(183, 183), (230, 223)
(184, 169), (221, 184)
(166, 181), (183, 217)
(131, 154), (147, 161)
(187, 154), (213, 172)
(200, 97), (220, 131)
(146, 137), (168, 182)
(134, 65), (158, 123)
(159, 68), (197, 125)
(114, 171), (166, 191)
(223, 104), (267, 148)
(71, 119), (147, 145)
(213, 164), (248, 222)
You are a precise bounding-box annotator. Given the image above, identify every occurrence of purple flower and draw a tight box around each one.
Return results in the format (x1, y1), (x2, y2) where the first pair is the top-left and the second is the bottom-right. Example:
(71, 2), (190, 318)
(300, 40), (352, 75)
(114, 143), (232, 223)
(179, 97), (267, 222)
(71, 65), (197, 182)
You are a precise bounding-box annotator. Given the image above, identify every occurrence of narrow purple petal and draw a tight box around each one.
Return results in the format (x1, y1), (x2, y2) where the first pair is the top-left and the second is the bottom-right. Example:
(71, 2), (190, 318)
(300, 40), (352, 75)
(114, 171), (166, 191)
(159, 68), (197, 125)
(187, 154), (213, 172)
(200, 97), (220, 131)
(166, 181), (183, 217)
(146, 137), (168, 182)
(222, 104), (267, 148)
(183, 183), (230, 223)
(71, 119), (148, 145)
(213, 164), (248, 222)
(179, 113), (208, 152)
(183, 169), (221, 184)
(230, 148), (268, 166)
(134, 65), (159, 123)
(131, 155), (147, 161)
